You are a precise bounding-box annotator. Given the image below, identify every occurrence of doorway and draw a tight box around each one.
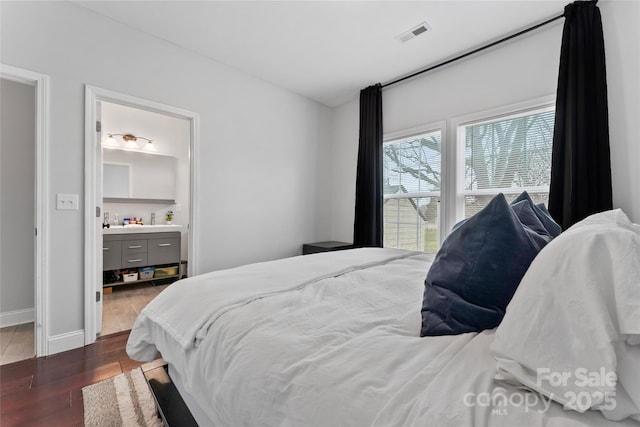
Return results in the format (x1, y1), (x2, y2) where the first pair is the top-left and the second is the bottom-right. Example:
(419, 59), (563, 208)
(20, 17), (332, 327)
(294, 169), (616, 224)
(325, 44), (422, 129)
(99, 101), (190, 336)
(84, 86), (199, 343)
(0, 65), (49, 362)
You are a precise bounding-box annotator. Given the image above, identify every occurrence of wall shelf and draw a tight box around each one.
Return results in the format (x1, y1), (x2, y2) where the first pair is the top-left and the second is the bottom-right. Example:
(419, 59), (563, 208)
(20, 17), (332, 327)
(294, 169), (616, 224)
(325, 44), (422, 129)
(103, 274), (180, 288)
(104, 197), (176, 204)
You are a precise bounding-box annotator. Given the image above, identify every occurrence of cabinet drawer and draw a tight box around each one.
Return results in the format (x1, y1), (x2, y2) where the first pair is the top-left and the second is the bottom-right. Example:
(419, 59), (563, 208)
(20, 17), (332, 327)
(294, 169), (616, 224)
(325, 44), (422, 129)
(103, 241), (122, 271)
(121, 254), (148, 269)
(148, 237), (180, 265)
(122, 240), (147, 255)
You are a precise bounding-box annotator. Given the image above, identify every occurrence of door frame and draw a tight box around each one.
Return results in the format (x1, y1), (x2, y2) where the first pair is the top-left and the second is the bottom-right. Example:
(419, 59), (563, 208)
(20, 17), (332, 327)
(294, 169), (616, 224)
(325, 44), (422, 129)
(84, 85), (200, 344)
(1, 64), (50, 357)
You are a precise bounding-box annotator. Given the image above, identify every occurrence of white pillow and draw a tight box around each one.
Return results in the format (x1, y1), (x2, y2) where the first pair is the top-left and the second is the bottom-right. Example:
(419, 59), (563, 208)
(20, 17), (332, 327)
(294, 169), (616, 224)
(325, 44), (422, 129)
(490, 209), (640, 421)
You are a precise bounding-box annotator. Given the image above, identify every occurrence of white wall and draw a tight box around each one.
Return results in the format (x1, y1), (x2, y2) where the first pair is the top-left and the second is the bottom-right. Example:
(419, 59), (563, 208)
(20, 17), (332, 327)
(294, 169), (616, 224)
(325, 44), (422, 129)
(330, 0), (640, 242)
(0, 2), (332, 341)
(0, 78), (35, 325)
(602, 0), (640, 226)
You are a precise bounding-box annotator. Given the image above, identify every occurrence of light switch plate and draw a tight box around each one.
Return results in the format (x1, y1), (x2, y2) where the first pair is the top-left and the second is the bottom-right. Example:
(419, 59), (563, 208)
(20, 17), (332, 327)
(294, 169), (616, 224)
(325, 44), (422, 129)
(56, 193), (79, 210)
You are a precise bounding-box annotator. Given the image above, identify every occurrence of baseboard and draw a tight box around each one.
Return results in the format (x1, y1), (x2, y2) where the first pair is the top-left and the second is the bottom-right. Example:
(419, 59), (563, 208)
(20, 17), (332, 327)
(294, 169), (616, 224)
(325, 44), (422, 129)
(0, 308), (34, 328)
(48, 329), (85, 355)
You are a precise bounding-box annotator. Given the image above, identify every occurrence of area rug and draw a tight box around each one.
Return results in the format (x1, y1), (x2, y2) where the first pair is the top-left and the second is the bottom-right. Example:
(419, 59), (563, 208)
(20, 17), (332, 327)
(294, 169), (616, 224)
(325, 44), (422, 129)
(82, 367), (165, 427)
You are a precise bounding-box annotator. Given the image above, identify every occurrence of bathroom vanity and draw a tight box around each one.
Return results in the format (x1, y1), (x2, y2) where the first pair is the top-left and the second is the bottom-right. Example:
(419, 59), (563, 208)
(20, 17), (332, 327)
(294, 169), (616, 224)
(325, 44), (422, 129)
(103, 226), (182, 287)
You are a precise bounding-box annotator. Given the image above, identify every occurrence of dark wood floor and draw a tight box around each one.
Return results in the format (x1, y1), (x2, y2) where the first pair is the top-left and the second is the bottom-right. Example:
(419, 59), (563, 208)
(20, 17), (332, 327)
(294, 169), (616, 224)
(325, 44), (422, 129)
(0, 331), (144, 427)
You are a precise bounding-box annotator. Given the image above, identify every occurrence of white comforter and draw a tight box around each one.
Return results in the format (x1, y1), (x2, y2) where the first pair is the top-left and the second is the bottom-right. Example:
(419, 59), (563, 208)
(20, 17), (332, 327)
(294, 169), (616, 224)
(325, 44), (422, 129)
(127, 248), (638, 427)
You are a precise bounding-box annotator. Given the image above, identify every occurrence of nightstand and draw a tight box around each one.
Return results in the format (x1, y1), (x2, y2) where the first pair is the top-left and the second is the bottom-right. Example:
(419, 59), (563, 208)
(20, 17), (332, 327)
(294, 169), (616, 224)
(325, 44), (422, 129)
(302, 241), (353, 255)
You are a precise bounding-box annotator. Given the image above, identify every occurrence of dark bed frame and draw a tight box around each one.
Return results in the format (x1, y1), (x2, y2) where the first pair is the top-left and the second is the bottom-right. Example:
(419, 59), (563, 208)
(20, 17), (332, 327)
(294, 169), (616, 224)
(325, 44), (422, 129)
(142, 359), (199, 426)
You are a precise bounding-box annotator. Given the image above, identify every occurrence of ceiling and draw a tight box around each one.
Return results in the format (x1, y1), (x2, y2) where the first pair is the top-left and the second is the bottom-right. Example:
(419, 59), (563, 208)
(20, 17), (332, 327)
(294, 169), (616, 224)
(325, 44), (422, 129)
(75, 1), (568, 107)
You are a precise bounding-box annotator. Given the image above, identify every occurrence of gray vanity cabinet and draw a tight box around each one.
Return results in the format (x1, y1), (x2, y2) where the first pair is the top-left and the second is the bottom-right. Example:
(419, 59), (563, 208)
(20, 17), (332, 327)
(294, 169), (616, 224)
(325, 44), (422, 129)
(103, 240), (122, 271)
(148, 236), (180, 265)
(103, 232), (181, 285)
(121, 239), (148, 269)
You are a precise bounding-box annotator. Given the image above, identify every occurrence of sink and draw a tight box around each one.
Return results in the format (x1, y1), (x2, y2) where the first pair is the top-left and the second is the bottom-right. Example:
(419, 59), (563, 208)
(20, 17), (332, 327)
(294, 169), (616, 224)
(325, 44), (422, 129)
(103, 224), (183, 235)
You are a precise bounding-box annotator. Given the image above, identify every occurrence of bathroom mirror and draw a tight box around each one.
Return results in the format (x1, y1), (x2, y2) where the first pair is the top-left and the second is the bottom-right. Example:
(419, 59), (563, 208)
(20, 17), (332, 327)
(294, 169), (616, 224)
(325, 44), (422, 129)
(103, 150), (176, 200)
(103, 163), (131, 198)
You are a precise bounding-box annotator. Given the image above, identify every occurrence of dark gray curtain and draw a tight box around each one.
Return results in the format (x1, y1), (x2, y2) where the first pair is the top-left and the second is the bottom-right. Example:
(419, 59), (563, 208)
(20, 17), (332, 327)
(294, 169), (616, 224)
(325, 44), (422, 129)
(548, 0), (612, 230)
(353, 84), (383, 247)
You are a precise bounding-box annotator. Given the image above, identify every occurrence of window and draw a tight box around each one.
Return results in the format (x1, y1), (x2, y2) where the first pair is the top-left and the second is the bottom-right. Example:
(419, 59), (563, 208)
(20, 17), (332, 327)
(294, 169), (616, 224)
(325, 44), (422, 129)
(459, 105), (555, 218)
(383, 129), (441, 252)
(382, 98), (555, 254)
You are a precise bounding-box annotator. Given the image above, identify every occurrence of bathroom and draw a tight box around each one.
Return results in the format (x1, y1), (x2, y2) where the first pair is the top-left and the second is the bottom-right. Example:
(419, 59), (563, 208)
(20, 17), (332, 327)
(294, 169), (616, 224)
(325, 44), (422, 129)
(100, 101), (191, 336)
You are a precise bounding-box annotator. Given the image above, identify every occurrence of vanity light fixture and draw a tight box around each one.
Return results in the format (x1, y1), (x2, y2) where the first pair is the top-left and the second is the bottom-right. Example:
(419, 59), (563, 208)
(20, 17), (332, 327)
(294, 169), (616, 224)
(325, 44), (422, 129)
(104, 134), (119, 148)
(104, 133), (155, 151)
(142, 139), (157, 152)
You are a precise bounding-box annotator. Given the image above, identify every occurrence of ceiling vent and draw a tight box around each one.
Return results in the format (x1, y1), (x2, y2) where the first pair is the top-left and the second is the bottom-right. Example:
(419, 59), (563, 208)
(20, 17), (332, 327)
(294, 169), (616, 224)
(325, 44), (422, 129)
(396, 21), (432, 43)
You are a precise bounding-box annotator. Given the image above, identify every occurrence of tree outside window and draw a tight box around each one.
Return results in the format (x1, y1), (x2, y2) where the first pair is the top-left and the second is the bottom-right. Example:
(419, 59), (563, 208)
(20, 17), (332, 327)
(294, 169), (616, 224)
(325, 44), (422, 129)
(382, 106), (554, 253)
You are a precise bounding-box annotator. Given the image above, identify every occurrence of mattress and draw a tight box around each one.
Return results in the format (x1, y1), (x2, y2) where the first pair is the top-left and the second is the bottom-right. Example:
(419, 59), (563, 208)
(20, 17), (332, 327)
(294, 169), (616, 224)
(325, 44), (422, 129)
(128, 248), (638, 426)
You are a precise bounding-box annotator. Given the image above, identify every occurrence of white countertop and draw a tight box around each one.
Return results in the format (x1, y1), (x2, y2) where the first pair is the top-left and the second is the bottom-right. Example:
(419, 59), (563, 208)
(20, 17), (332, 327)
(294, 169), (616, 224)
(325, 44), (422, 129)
(102, 224), (183, 235)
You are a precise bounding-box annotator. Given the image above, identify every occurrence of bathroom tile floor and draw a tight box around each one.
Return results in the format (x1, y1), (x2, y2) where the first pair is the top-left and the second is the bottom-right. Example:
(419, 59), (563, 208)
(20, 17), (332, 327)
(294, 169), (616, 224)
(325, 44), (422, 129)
(101, 282), (169, 336)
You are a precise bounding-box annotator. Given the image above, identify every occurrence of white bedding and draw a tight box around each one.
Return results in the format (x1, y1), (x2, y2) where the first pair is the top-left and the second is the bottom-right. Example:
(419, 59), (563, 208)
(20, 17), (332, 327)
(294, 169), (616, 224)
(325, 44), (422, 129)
(491, 209), (640, 421)
(127, 248), (638, 426)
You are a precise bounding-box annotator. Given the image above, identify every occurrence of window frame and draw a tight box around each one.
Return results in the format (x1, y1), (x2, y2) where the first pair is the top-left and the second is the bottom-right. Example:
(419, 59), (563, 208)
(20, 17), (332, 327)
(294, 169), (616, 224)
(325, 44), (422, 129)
(382, 95), (555, 253)
(383, 121), (447, 249)
(450, 95), (555, 229)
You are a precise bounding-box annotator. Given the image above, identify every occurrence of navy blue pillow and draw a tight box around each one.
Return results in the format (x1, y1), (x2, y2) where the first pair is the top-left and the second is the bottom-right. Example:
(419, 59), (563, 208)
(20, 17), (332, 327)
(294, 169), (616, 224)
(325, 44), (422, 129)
(510, 200), (552, 251)
(451, 192), (560, 239)
(512, 191), (562, 237)
(420, 193), (550, 336)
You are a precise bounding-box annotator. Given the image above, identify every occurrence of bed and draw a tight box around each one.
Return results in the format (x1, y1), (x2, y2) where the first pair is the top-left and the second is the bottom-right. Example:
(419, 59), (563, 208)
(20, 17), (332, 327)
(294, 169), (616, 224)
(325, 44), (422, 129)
(127, 206), (640, 426)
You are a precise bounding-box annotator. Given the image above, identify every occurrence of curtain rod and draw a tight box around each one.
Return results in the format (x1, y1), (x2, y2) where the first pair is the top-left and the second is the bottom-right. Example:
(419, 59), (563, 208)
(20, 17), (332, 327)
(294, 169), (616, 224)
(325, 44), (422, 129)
(382, 12), (566, 89)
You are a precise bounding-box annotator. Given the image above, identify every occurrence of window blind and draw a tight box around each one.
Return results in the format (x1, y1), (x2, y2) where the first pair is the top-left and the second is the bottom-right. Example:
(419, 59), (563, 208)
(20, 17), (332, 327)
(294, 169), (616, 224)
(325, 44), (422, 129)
(462, 108), (554, 217)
